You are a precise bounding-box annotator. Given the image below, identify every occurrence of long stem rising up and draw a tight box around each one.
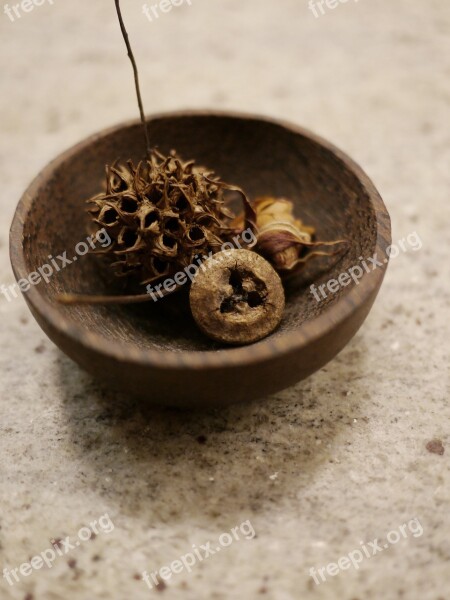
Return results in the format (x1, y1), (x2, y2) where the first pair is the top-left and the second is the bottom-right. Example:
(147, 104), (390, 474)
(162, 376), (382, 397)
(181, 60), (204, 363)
(114, 0), (151, 156)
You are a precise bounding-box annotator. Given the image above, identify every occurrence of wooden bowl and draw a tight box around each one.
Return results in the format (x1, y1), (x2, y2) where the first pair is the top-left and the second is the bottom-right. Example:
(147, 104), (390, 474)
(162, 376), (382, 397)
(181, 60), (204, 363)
(10, 111), (391, 408)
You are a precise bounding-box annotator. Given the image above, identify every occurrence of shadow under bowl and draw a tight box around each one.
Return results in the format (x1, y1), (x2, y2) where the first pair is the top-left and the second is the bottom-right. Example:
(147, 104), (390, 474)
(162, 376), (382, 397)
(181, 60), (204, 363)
(10, 111), (391, 408)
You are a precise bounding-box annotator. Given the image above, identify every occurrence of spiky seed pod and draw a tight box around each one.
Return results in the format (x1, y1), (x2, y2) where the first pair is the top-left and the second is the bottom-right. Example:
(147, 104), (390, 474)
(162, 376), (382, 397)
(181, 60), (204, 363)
(87, 149), (256, 288)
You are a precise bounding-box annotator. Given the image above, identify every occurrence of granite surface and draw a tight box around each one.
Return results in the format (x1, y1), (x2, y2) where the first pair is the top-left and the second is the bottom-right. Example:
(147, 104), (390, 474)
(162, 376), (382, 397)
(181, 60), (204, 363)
(0, 1), (449, 599)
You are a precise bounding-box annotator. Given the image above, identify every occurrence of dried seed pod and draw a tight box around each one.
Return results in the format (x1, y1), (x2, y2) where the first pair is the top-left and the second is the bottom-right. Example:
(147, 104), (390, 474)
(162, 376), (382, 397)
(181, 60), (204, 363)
(57, 2), (259, 308)
(87, 151), (256, 288)
(233, 196), (347, 275)
(189, 249), (285, 345)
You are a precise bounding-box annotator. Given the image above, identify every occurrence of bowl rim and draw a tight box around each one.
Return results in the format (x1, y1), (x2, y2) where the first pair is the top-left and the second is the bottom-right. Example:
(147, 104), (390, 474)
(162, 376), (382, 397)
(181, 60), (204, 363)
(10, 110), (391, 370)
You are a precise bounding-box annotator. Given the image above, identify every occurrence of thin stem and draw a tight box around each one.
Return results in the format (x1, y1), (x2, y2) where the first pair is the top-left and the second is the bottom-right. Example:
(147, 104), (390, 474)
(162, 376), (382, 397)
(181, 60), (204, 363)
(57, 287), (176, 306)
(114, 0), (151, 156)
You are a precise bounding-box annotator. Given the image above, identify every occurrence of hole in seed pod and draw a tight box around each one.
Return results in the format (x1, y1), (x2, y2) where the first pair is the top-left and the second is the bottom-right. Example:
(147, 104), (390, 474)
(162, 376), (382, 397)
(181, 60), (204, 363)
(198, 215), (215, 228)
(144, 210), (159, 228)
(111, 175), (127, 193)
(152, 257), (169, 274)
(220, 297), (235, 314)
(188, 226), (205, 242)
(247, 291), (263, 308)
(121, 196), (138, 213)
(103, 208), (119, 224)
(164, 217), (181, 233)
(220, 268), (264, 313)
(229, 269), (243, 290)
(176, 195), (190, 212)
(122, 229), (138, 248)
(146, 187), (163, 205)
(162, 234), (176, 249)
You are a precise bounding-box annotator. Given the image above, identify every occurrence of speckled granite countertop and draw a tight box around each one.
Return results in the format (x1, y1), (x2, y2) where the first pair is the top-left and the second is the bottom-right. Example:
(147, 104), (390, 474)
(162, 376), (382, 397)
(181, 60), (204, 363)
(1, 1), (449, 599)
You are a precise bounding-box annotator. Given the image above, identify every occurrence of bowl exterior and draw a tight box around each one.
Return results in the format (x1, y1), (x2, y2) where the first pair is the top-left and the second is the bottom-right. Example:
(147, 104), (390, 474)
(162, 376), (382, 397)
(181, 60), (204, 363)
(23, 281), (381, 407)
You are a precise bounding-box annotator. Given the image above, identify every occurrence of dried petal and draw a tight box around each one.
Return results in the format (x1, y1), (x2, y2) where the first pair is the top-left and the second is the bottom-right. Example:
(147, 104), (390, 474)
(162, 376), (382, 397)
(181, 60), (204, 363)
(234, 196), (347, 274)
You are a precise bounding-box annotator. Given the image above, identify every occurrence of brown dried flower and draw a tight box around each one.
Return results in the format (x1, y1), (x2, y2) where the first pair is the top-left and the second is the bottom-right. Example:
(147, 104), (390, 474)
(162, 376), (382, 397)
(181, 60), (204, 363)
(233, 196), (347, 274)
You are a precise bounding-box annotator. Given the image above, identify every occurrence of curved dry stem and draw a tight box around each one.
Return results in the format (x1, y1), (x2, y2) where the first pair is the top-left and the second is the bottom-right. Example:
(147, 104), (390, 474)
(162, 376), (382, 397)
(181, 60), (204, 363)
(56, 286), (177, 306)
(114, 0), (151, 156)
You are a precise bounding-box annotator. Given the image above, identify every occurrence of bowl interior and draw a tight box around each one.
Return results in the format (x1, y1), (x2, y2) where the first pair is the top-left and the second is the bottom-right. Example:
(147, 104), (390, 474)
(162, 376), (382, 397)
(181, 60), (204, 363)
(15, 113), (383, 353)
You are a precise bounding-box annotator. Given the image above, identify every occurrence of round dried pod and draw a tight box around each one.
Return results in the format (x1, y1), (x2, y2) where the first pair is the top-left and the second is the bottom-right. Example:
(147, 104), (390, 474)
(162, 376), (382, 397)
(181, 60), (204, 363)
(189, 249), (285, 345)
(87, 151), (256, 289)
